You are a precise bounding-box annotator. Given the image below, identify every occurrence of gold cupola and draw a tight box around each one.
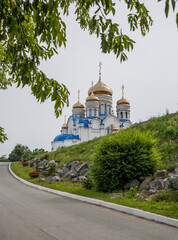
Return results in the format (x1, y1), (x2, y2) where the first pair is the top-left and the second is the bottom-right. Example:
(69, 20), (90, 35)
(112, 125), (118, 132)
(62, 115), (68, 129)
(73, 90), (85, 109)
(86, 91), (99, 102)
(88, 62), (112, 96)
(62, 123), (68, 130)
(117, 85), (130, 106)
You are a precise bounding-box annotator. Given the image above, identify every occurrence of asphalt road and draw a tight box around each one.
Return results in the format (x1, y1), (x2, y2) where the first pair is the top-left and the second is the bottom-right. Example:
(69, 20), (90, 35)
(0, 162), (177, 240)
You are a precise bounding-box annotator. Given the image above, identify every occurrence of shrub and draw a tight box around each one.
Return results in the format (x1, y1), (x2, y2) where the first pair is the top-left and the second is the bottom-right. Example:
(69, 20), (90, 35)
(82, 178), (94, 190)
(92, 129), (160, 192)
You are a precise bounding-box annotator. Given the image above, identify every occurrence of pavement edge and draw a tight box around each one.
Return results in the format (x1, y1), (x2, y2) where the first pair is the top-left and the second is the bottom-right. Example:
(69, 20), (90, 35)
(9, 163), (178, 228)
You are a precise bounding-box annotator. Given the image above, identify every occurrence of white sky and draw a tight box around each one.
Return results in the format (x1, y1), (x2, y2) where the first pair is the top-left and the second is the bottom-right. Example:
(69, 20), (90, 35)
(0, 1), (178, 156)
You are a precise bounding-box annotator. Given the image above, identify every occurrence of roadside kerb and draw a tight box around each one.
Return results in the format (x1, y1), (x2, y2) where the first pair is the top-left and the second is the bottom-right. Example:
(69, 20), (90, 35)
(9, 163), (178, 228)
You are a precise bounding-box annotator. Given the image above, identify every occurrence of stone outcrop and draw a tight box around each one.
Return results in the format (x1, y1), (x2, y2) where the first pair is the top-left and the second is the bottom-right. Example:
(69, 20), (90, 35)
(124, 179), (140, 190)
(29, 158), (89, 183)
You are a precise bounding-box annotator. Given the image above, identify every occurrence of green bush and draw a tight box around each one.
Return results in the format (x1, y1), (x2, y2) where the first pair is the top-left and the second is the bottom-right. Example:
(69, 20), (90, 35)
(92, 129), (160, 192)
(82, 178), (94, 190)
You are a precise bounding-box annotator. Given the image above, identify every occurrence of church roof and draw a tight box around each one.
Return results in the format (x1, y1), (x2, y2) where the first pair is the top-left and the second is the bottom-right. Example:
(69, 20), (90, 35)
(53, 134), (80, 142)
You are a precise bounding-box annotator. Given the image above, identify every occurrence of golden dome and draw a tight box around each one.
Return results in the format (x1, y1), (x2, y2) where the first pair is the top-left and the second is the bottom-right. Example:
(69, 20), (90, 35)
(112, 125), (118, 132)
(117, 97), (130, 105)
(86, 92), (99, 102)
(62, 123), (68, 129)
(88, 74), (112, 96)
(73, 90), (85, 109)
(117, 85), (130, 105)
(73, 101), (85, 109)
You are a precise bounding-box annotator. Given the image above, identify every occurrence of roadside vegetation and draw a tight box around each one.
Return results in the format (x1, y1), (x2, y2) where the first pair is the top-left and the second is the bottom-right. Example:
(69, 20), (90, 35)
(11, 112), (178, 219)
(11, 161), (178, 219)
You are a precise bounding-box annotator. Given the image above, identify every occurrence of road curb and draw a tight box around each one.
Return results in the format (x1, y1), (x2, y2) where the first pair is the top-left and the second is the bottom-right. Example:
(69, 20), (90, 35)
(9, 163), (178, 228)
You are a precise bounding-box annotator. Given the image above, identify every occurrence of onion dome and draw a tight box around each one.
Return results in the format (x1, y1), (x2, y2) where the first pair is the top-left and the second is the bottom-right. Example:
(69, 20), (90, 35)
(112, 125), (118, 132)
(62, 123), (68, 129)
(88, 74), (112, 96)
(117, 97), (130, 106)
(73, 101), (85, 109)
(73, 90), (85, 109)
(86, 91), (99, 102)
(88, 62), (112, 96)
(117, 85), (130, 105)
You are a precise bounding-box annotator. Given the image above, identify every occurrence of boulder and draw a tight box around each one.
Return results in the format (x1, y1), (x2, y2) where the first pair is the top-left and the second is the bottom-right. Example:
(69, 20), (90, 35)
(52, 176), (60, 182)
(76, 163), (89, 176)
(72, 177), (79, 182)
(172, 177), (178, 190)
(155, 170), (167, 179)
(139, 178), (150, 191)
(124, 179), (140, 190)
(148, 179), (164, 190)
(46, 176), (60, 183)
(78, 176), (87, 182)
(39, 178), (45, 182)
(72, 176), (87, 183)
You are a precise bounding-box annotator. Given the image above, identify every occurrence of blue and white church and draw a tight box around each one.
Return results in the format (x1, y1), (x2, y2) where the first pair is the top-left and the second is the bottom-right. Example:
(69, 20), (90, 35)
(51, 63), (132, 151)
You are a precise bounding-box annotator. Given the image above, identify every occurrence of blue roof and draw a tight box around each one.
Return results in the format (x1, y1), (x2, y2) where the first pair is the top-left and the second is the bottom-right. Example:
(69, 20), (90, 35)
(53, 134), (80, 142)
(78, 119), (90, 127)
(120, 118), (130, 123)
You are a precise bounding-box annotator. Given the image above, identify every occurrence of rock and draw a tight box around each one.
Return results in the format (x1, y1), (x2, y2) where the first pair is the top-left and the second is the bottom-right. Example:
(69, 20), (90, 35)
(148, 179), (164, 190)
(78, 176), (87, 182)
(162, 178), (172, 190)
(109, 193), (124, 198)
(147, 189), (160, 195)
(76, 163), (89, 176)
(39, 178), (45, 182)
(72, 177), (79, 182)
(48, 160), (57, 166)
(155, 170), (168, 179)
(139, 178), (150, 191)
(70, 161), (80, 170)
(46, 176), (60, 183)
(124, 179), (140, 190)
(72, 176), (87, 183)
(173, 177), (178, 190)
(46, 176), (53, 183)
(52, 176), (60, 182)
(68, 169), (78, 179)
(61, 167), (71, 178)
(174, 163), (178, 175)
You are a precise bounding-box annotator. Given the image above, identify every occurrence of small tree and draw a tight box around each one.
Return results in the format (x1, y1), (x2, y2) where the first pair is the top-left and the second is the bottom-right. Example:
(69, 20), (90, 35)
(8, 144), (31, 162)
(92, 129), (160, 192)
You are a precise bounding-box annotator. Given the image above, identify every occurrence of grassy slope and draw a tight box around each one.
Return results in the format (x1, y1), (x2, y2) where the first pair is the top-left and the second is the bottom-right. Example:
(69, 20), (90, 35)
(11, 113), (178, 219)
(45, 112), (178, 170)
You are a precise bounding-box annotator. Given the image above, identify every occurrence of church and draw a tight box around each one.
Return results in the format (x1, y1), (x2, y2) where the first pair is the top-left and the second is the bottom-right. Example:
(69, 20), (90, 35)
(51, 63), (132, 151)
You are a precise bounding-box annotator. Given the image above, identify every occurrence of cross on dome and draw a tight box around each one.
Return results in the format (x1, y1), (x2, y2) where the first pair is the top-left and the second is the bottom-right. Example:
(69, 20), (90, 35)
(99, 61), (102, 75)
(122, 84), (125, 98)
(78, 89), (80, 102)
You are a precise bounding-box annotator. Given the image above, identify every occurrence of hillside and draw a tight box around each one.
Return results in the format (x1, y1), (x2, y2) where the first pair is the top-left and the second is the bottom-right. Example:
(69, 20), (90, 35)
(45, 112), (178, 170)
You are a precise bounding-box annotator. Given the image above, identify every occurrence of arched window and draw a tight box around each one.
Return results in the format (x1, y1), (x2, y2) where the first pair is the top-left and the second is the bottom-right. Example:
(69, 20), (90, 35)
(94, 108), (96, 116)
(105, 104), (107, 114)
(99, 105), (101, 114)
(126, 112), (128, 119)
(120, 112), (123, 118)
(89, 109), (92, 116)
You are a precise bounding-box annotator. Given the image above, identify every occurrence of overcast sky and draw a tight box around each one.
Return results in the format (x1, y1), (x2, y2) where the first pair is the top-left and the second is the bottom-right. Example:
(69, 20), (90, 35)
(0, 1), (178, 156)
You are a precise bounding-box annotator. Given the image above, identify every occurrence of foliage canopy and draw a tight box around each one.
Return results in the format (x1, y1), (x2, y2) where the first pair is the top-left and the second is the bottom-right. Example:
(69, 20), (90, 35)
(0, 0), (177, 143)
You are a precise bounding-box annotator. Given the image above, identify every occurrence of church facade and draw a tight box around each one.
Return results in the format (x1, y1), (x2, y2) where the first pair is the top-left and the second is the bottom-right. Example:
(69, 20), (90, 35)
(51, 65), (131, 151)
